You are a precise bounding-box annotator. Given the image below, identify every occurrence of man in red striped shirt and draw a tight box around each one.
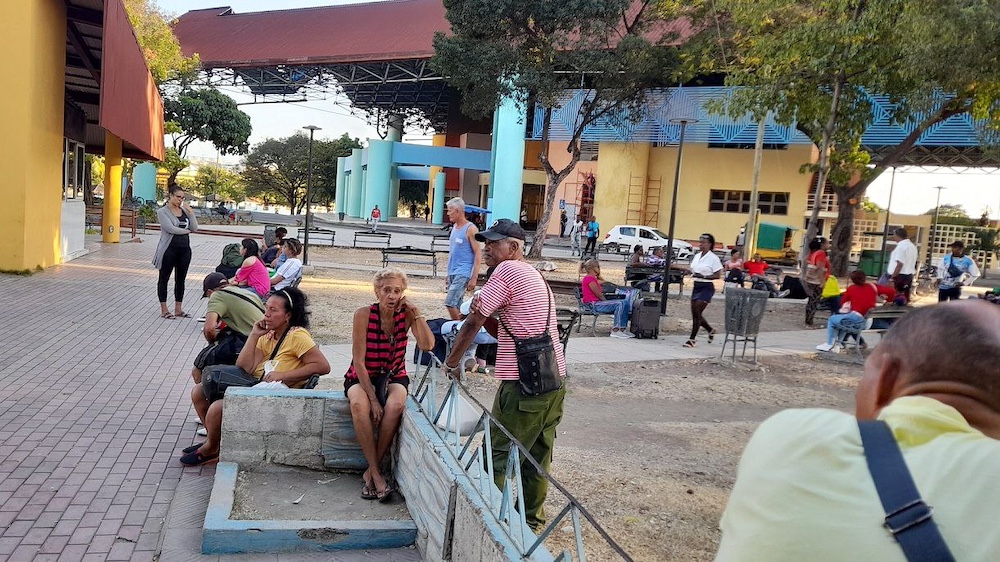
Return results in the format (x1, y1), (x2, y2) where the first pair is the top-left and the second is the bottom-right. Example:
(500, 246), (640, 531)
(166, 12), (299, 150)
(444, 218), (567, 532)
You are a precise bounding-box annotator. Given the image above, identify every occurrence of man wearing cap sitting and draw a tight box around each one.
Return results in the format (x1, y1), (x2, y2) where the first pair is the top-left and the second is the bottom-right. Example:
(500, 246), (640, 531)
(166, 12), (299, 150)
(716, 301), (1000, 560)
(937, 240), (980, 302)
(443, 218), (567, 533)
(192, 273), (264, 386)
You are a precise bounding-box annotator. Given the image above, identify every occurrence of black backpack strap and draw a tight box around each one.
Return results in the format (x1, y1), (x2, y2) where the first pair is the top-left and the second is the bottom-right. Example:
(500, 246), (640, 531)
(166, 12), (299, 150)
(220, 286), (266, 313)
(858, 420), (955, 562)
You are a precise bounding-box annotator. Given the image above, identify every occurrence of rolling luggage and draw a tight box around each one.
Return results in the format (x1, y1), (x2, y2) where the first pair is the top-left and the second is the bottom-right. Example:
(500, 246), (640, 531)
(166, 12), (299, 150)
(629, 299), (660, 339)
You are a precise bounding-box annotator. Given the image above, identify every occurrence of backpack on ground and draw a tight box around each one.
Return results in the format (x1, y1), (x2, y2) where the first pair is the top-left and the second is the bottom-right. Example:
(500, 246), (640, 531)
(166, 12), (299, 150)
(221, 243), (243, 268)
(629, 299), (660, 339)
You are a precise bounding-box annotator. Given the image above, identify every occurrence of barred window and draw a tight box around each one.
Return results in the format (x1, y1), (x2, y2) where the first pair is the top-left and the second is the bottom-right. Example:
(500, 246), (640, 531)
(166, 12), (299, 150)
(709, 190), (789, 215)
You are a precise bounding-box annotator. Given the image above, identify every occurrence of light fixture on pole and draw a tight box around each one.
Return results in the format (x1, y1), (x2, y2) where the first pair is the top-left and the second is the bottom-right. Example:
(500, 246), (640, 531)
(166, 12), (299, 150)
(928, 185), (946, 268)
(302, 125), (322, 265)
(660, 117), (699, 315)
(878, 166), (897, 275)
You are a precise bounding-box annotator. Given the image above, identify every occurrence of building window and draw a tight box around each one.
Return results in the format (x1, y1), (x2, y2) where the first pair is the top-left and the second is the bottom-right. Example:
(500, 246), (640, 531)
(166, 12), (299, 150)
(63, 140), (85, 200)
(709, 190), (789, 215)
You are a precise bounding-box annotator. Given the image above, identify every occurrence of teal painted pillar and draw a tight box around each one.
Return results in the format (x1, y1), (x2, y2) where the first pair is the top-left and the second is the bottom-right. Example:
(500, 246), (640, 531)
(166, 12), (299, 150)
(335, 156), (348, 217)
(359, 168), (368, 219)
(348, 148), (363, 217)
(488, 92), (527, 222)
(432, 171), (446, 225)
(364, 139), (393, 221)
(389, 172), (400, 218)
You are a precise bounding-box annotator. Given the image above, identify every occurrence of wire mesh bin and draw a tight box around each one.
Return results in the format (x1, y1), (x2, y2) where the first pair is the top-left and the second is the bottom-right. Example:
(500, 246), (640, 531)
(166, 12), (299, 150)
(721, 287), (770, 362)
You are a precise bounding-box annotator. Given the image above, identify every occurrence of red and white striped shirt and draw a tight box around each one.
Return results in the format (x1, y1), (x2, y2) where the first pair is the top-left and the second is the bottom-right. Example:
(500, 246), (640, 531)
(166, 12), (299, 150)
(474, 260), (567, 381)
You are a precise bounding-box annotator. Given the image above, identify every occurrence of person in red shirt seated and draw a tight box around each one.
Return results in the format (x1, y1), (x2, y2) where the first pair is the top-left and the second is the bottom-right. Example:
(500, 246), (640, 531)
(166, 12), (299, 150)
(816, 270), (895, 352)
(745, 253), (787, 297)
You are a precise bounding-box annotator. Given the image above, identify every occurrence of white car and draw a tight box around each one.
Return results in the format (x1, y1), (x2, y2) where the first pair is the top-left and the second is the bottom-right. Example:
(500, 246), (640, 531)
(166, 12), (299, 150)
(602, 225), (693, 260)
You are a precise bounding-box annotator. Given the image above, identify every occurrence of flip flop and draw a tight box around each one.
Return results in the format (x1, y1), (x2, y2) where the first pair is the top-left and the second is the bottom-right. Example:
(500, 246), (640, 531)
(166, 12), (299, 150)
(176, 312), (192, 318)
(160, 312), (175, 319)
(360, 483), (378, 500)
(182, 443), (203, 454)
(377, 485), (395, 503)
(180, 450), (219, 466)
(682, 340), (696, 348)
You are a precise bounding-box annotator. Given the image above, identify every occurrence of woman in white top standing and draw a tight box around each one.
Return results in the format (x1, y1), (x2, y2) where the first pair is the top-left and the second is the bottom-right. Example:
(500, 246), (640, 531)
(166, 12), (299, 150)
(672, 233), (723, 348)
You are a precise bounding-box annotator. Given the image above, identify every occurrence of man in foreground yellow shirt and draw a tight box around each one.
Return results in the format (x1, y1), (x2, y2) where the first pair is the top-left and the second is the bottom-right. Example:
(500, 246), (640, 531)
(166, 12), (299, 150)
(716, 300), (1000, 561)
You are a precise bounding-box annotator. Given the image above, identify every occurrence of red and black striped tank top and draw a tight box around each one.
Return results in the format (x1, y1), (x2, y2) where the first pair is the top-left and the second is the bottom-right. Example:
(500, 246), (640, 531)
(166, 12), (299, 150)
(345, 303), (408, 380)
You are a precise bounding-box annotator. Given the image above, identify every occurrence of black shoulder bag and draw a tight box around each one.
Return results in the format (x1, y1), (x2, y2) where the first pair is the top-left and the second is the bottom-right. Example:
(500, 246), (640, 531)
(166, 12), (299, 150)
(858, 420), (955, 562)
(194, 288), (266, 369)
(202, 328), (289, 402)
(498, 277), (562, 396)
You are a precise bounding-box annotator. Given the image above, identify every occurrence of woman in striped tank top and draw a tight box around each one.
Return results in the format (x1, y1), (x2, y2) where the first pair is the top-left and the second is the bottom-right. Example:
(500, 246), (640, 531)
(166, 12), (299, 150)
(345, 268), (434, 502)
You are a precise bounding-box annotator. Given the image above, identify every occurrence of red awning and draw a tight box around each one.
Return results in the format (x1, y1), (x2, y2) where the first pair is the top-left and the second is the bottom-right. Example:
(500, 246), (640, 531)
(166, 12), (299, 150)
(98, 0), (164, 161)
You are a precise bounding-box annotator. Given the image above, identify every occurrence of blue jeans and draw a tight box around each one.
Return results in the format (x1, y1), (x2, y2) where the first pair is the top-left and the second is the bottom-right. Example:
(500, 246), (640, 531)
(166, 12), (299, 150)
(826, 313), (865, 345)
(591, 300), (629, 329)
(445, 275), (470, 308)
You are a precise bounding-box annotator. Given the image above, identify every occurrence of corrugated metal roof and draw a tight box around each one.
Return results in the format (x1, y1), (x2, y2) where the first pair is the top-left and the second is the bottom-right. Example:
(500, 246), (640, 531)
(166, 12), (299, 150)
(173, 0), (449, 68)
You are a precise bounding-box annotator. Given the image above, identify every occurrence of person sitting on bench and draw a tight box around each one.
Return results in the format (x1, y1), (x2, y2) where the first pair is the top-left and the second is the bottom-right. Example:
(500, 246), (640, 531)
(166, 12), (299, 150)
(816, 270), (895, 353)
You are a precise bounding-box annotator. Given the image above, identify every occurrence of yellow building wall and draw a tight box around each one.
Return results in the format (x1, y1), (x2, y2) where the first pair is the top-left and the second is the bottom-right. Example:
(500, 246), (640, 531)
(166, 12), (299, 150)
(592, 142), (815, 247)
(0, 0), (66, 271)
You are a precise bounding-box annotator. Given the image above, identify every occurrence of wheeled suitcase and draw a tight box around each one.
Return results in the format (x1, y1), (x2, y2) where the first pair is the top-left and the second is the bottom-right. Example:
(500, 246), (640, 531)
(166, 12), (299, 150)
(629, 299), (660, 339)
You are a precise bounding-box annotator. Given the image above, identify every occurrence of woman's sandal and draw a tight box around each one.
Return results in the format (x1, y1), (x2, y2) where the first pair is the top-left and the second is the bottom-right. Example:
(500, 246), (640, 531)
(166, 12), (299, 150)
(708, 330), (718, 343)
(160, 312), (175, 319)
(176, 312), (192, 318)
(376, 485), (395, 504)
(683, 340), (696, 348)
(360, 482), (378, 500)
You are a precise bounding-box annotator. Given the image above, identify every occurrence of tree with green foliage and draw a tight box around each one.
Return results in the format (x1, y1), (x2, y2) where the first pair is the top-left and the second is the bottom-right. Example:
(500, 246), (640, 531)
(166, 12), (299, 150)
(433, 0), (695, 258)
(242, 133), (358, 214)
(163, 89), (252, 185)
(122, 0), (199, 84)
(968, 227), (1000, 270)
(923, 203), (969, 219)
(713, 0), (1000, 275)
(859, 197), (884, 214)
(189, 165), (245, 204)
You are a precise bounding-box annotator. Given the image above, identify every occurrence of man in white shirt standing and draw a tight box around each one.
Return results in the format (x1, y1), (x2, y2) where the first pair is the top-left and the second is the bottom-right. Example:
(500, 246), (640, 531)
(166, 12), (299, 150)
(888, 227), (918, 300)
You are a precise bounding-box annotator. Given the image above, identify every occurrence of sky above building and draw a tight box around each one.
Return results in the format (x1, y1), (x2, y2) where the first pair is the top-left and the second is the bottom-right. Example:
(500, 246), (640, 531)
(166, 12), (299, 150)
(158, 0), (999, 219)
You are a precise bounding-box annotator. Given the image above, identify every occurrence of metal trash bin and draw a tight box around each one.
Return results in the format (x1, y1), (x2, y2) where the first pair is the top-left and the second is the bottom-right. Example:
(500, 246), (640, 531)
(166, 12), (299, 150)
(720, 287), (769, 362)
(263, 224), (280, 248)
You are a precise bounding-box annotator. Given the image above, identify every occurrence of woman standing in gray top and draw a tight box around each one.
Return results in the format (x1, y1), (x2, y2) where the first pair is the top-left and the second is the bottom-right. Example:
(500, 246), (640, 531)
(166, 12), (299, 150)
(153, 185), (198, 318)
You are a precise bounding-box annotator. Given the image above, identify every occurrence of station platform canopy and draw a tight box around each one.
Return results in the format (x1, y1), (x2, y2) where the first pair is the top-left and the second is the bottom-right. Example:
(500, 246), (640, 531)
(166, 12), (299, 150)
(173, 0), (452, 128)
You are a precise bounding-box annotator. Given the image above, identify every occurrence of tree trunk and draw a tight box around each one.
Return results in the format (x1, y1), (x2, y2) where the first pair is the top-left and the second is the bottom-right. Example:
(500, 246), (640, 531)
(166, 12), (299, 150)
(800, 74), (844, 272)
(527, 167), (574, 258)
(830, 195), (859, 276)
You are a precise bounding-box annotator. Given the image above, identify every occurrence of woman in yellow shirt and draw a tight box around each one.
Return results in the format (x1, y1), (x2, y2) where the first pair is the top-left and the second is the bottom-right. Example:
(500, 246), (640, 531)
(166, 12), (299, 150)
(183, 287), (330, 465)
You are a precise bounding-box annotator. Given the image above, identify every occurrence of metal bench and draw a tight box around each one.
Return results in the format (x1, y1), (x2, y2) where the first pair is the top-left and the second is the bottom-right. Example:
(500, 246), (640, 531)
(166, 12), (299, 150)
(624, 264), (685, 295)
(85, 206), (139, 238)
(839, 306), (911, 357)
(298, 227), (335, 246)
(381, 246), (438, 277)
(573, 286), (617, 335)
(431, 235), (450, 252)
(353, 231), (391, 249)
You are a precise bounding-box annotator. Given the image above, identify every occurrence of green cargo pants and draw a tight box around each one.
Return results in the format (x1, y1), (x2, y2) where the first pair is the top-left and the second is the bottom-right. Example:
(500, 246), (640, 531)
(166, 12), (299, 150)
(489, 380), (566, 532)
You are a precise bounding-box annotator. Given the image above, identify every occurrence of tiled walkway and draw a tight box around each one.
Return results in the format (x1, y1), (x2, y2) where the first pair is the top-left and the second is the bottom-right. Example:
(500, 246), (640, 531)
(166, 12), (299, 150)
(0, 232), (825, 561)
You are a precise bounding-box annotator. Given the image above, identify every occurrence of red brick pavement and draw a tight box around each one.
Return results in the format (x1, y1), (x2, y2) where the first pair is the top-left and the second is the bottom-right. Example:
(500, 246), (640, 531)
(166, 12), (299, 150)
(0, 235), (231, 561)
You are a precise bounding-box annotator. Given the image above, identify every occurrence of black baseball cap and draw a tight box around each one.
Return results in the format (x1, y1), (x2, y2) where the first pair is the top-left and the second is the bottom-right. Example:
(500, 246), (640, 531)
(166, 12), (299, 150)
(949, 240), (965, 248)
(202, 272), (228, 297)
(475, 218), (526, 242)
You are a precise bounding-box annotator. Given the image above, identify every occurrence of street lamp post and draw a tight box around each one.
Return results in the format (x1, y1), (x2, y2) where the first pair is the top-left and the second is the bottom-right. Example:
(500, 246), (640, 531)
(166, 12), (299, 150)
(928, 185), (946, 269)
(302, 125), (322, 265)
(660, 118), (699, 315)
(877, 166), (897, 275)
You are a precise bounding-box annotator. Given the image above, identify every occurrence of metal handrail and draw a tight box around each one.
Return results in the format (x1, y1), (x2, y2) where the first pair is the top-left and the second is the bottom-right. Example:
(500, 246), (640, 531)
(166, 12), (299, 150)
(411, 351), (634, 561)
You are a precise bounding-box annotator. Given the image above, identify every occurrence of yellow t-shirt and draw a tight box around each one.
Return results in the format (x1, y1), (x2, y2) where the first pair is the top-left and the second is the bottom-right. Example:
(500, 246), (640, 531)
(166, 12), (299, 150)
(252, 327), (317, 388)
(716, 396), (1000, 561)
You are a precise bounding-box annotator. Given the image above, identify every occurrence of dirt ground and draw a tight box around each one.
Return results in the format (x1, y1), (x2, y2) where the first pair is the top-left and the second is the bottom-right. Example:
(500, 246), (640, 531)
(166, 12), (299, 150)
(296, 249), (864, 561)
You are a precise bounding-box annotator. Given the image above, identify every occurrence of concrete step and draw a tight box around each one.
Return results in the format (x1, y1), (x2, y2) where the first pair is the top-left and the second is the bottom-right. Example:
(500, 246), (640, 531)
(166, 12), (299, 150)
(203, 463), (417, 555)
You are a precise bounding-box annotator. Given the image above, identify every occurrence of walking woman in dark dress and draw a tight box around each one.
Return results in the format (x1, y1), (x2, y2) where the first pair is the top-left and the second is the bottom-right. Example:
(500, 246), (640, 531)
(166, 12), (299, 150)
(153, 185), (198, 318)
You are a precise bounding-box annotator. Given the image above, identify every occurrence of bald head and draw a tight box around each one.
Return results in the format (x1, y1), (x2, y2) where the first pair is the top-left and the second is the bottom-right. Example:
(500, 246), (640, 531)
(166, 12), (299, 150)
(877, 300), (1000, 408)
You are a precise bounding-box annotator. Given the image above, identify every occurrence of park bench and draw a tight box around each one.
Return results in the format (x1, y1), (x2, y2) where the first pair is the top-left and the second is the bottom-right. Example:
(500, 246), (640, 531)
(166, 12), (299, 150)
(839, 305), (911, 358)
(431, 235), (450, 252)
(597, 243), (631, 261)
(354, 231), (391, 249)
(382, 246), (438, 277)
(85, 205), (139, 238)
(624, 264), (685, 296)
(298, 227), (336, 246)
(234, 210), (253, 224)
(573, 285), (620, 335)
